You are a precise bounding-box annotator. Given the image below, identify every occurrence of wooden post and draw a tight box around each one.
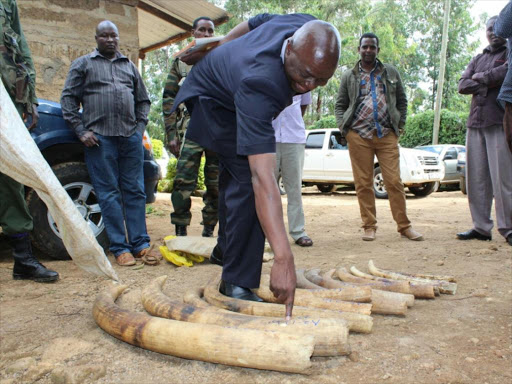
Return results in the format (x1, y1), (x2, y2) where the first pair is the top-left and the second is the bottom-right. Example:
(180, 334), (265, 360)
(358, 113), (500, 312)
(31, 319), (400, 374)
(432, 0), (451, 144)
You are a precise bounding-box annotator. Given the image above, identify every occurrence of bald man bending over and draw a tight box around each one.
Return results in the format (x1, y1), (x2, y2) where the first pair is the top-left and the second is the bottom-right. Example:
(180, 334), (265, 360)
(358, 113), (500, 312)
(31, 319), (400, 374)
(172, 13), (340, 318)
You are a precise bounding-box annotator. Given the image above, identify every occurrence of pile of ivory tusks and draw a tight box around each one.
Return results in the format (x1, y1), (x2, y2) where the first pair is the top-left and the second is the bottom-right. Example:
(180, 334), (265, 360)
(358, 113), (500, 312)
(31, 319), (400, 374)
(92, 260), (456, 374)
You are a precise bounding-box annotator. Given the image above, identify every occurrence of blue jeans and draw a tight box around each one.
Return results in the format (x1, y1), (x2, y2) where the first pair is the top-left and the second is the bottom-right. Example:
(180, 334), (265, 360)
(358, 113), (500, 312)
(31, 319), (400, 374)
(84, 132), (150, 257)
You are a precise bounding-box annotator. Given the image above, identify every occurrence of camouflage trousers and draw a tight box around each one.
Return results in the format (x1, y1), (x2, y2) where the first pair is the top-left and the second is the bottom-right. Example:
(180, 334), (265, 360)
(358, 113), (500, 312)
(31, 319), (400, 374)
(171, 138), (219, 226)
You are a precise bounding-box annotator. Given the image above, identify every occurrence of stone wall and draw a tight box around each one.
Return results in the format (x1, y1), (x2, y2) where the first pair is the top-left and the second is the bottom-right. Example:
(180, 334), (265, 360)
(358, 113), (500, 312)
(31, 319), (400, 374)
(18, 0), (140, 102)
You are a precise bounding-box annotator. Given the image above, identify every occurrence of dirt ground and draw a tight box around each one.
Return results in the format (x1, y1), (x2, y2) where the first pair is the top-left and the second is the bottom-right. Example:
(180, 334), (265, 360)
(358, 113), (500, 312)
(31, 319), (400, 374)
(0, 189), (511, 384)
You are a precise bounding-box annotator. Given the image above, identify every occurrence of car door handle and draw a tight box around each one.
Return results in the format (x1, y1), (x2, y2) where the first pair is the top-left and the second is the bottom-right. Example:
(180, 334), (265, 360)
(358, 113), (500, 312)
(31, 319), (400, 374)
(326, 153), (333, 157)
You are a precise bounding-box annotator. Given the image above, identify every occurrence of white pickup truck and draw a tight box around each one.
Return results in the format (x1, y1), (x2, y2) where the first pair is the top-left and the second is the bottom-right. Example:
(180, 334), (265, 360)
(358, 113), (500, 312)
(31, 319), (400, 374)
(300, 128), (445, 198)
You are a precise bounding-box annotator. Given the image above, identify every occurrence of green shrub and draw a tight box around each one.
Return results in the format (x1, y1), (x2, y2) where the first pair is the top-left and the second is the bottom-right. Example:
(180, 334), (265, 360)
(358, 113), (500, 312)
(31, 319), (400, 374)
(400, 109), (468, 148)
(151, 138), (164, 159)
(308, 115), (337, 130)
(158, 156), (206, 193)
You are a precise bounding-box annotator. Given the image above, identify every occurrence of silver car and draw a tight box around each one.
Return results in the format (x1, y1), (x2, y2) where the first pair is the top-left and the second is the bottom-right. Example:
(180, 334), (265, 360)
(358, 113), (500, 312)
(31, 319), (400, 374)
(415, 144), (466, 189)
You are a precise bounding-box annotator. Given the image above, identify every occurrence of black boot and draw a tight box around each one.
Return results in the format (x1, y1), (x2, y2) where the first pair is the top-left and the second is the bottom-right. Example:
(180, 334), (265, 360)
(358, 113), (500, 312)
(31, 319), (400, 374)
(175, 225), (187, 236)
(8, 234), (59, 283)
(202, 224), (215, 238)
(209, 244), (223, 266)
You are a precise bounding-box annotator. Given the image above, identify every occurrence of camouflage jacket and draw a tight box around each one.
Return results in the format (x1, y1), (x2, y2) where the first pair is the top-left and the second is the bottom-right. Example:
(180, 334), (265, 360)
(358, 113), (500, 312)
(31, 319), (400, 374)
(162, 58), (192, 145)
(0, 0), (37, 112)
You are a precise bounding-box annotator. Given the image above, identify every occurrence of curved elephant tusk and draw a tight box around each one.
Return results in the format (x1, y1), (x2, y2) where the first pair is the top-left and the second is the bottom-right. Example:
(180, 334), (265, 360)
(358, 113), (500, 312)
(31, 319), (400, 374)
(368, 260), (457, 295)
(202, 277), (373, 334)
(337, 267), (412, 294)
(304, 269), (413, 314)
(256, 274), (372, 314)
(296, 269), (324, 289)
(350, 266), (436, 299)
(143, 276), (350, 357)
(93, 284), (314, 373)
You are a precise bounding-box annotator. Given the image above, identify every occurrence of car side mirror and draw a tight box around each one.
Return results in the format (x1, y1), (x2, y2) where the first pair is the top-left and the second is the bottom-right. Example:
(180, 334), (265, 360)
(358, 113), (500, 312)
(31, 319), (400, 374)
(444, 154), (455, 160)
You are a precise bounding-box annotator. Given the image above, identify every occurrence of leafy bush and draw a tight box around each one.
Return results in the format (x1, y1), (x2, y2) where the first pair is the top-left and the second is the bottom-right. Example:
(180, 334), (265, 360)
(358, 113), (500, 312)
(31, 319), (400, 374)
(308, 115), (337, 130)
(400, 109), (468, 148)
(157, 156), (206, 193)
(151, 138), (164, 159)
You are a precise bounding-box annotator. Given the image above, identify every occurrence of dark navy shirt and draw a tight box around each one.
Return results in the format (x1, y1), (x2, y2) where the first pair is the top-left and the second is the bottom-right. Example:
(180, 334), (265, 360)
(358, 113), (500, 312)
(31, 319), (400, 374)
(495, 0), (512, 104)
(172, 13), (316, 157)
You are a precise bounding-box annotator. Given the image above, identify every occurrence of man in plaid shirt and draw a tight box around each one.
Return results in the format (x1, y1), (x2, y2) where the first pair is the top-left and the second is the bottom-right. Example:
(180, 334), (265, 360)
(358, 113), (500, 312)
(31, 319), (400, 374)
(335, 33), (423, 242)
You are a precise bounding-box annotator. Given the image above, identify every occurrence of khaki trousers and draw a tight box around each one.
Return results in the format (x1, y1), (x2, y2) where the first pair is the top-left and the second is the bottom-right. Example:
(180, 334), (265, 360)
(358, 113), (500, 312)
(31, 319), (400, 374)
(346, 130), (411, 232)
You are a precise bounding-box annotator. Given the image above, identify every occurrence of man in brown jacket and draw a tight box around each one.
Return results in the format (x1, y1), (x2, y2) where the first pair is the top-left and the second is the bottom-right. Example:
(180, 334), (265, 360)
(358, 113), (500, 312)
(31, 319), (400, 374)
(457, 16), (512, 246)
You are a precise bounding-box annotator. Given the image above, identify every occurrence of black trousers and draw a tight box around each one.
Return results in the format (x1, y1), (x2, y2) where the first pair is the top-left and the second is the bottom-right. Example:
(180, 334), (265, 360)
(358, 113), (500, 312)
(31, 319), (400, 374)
(217, 154), (265, 288)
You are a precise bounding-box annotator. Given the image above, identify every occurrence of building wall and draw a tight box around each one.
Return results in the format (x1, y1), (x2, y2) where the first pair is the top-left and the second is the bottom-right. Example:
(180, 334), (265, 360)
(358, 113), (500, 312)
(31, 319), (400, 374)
(18, 0), (140, 102)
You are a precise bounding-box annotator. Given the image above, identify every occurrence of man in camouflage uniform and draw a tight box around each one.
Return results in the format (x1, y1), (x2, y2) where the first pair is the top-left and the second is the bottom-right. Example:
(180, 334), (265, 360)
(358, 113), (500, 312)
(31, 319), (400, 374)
(162, 16), (219, 237)
(0, 0), (59, 282)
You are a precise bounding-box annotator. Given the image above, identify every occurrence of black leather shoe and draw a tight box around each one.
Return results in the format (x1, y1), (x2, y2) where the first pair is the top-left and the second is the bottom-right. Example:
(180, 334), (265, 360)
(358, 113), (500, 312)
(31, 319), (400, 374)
(8, 235), (59, 283)
(456, 229), (491, 241)
(219, 280), (263, 302)
(507, 234), (512, 246)
(175, 225), (187, 236)
(202, 224), (215, 237)
(209, 244), (223, 266)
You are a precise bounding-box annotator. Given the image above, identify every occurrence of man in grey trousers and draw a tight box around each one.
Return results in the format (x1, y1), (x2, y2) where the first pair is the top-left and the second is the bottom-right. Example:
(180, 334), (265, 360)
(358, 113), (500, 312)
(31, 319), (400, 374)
(272, 92), (313, 247)
(457, 16), (512, 246)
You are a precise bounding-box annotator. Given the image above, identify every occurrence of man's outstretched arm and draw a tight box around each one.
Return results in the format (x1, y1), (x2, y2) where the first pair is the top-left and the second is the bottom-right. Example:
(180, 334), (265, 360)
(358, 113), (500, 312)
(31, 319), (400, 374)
(248, 153), (296, 320)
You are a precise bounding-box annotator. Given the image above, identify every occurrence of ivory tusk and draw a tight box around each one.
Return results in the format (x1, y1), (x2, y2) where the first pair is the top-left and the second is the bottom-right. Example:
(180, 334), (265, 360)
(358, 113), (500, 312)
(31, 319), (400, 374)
(202, 277), (373, 334)
(256, 275), (372, 315)
(337, 267), (412, 294)
(350, 266), (436, 299)
(368, 260), (457, 295)
(93, 284), (314, 373)
(296, 269), (324, 289)
(142, 276), (350, 357)
(304, 269), (413, 314)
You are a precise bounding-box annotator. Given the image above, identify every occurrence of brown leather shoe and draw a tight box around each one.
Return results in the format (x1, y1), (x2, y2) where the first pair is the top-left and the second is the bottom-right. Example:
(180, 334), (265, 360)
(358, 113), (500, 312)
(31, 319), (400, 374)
(362, 228), (376, 241)
(401, 227), (424, 241)
(116, 252), (136, 266)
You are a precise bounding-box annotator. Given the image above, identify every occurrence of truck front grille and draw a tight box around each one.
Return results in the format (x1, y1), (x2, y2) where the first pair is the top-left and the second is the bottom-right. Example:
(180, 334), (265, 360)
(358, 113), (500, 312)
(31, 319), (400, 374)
(418, 155), (439, 166)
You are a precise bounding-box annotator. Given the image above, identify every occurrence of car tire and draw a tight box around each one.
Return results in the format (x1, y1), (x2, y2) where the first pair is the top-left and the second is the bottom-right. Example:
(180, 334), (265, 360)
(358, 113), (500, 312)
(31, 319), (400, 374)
(316, 183), (336, 193)
(460, 177), (467, 195)
(26, 162), (109, 260)
(409, 181), (438, 197)
(277, 174), (286, 195)
(373, 167), (388, 199)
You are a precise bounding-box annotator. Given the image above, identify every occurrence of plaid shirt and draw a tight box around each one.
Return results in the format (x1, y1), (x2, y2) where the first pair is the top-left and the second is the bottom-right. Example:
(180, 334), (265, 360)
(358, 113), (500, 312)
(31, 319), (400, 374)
(351, 60), (392, 139)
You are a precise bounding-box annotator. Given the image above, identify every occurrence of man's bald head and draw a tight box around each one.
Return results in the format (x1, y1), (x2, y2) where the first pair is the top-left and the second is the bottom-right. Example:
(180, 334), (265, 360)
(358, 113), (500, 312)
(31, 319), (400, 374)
(95, 20), (119, 59)
(284, 20), (341, 94)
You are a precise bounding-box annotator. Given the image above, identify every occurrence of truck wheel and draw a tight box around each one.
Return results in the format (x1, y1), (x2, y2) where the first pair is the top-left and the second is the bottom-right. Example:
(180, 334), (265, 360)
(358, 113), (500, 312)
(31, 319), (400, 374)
(316, 184), (336, 193)
(277, 174), (286, 195)
(26, 162), (109, 260)
(373, 167), (388, 199)
(460, 177), (467, 195)
(409, 181), (438, 197)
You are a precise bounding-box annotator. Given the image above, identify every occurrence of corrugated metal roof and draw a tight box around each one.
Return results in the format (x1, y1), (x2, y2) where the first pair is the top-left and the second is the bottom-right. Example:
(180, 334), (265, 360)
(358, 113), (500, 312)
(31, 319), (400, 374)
(137, 0), (229, 58)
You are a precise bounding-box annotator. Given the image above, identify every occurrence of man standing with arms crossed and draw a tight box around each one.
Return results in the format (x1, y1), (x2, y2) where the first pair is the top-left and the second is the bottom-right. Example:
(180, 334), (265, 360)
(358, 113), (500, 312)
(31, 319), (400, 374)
(163, 17), (219, 238)
(0, 0), (59, 282)
(273, 92), (313, 247)
(456, 17), (512, 246)
(335, 33), (423, 242)
(61, 21), (153, 266)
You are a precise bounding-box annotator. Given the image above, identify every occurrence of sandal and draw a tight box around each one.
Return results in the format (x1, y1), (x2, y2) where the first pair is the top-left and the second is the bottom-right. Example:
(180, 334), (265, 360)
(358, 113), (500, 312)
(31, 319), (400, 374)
(134, 245), (162, 266)
(295, 236), (313, 247)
